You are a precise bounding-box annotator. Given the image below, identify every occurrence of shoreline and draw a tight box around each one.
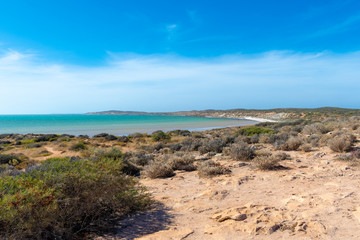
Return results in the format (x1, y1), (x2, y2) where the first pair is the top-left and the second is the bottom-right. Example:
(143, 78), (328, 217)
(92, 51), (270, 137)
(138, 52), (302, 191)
(0, 115), (261, 137)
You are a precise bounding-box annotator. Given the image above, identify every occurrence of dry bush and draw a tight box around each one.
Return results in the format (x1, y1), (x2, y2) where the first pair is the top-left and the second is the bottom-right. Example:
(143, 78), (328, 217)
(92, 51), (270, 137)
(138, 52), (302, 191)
(197, 160), (231, 178)
(259, 134), (271, 144)
(286, 137), (303, 150)
(166, 155), (196, 171)
(323, 121), (342, 132)
(275, 152), (291, 160)
(254, 155), (281, 170)
(143, 161), (175, 179)
(302, 123), (329, 135)
(328, 136), (353, 153)
(335, 153), (354, 161)
(180, 138), (202, 152)
(277, 137), (302, 151)
(305, 134), (321, 147)
(230, 141), (255, 161)
(127, 151), (154, 166)
(318, 134), (333, 147)
(300, 143), (312, 152)
(198, 139), (226, 154)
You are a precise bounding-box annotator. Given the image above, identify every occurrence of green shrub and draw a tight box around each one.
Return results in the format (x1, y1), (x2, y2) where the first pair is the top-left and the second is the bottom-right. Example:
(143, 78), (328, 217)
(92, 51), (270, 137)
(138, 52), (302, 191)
(70, 141), (87, 151)
(0, 154), (26, 165)
(0, 157), (150, 239)
(238, 127), (275, 136)
(152, 130), (171, 141)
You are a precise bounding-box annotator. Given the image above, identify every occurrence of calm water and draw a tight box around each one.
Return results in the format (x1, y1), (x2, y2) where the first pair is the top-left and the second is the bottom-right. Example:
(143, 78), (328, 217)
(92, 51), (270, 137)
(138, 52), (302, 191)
(0, 115), (256, 136)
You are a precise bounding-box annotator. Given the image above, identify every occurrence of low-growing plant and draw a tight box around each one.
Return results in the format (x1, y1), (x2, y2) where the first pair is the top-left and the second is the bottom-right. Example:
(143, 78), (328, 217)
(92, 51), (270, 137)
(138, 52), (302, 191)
(166, 155), (196, 171)
(274, 152), (291, 160)
(197, 160), (231, 178)
(70, 141), (87, 151)
(198, 139), (226, 154)
(328, 136), (353, 153)
(152, 130), (171, 141)
(35, 134), (59, 142)
(0, 157), (151, 239)
(254, 155), (281, 170)
(142, 161), (175, 179)
(237, 126), (275, 136)
(230, 141), (255, 161)
(105, 134), (118, 141)
(169, 129), (191, 136)
(300, 143), (312, 152)
(283, 137), (303, 151)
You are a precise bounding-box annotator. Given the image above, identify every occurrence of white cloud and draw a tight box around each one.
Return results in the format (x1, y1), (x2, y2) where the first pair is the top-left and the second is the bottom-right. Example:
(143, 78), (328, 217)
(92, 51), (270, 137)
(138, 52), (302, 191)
(0, 49), (359, 114)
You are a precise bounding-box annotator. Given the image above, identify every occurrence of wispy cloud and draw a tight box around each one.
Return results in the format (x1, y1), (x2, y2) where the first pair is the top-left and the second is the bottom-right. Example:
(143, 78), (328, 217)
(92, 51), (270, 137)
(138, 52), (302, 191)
(165, 24), (178, 40)
(0, 49), (360, 114)
(305, 12), (360, 39)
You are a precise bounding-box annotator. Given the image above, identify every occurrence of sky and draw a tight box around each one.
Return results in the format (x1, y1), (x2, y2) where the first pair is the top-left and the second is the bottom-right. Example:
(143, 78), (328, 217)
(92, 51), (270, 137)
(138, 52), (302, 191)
(0, 0), (360, 114)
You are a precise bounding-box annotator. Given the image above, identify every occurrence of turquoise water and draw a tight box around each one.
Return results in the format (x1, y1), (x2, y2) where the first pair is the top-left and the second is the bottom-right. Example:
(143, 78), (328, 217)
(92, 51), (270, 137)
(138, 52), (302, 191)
(0, 115), (256, 136)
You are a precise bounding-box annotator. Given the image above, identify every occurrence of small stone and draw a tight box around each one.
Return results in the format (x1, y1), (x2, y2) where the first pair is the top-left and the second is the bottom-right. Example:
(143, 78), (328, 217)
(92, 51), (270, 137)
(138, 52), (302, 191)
(232, 214), (247, 221)
(344, 166), (350, 170)
(268, 224), (280, 234)
(296, 159), (301, 163)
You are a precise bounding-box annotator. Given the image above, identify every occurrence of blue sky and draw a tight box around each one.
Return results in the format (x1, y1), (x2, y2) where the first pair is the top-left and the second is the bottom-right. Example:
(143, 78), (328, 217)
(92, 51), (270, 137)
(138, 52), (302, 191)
(0, 0), (360, 113)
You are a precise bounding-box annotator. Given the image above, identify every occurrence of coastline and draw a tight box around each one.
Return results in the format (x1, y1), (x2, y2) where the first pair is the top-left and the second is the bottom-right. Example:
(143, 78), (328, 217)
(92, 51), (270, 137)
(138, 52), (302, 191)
(0, 115), (258, 137)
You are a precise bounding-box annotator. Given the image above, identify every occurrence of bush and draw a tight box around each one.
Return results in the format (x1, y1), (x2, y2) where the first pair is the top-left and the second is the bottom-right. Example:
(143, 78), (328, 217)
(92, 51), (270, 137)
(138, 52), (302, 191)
(302, 123), (329, 135)
(70, 142), (87, 151)
(230, 141), (255, 161)
(143, 161), (174, 179)
(93, 133), (109, 138)
(283, 137), (303, 151)
(169, 130), (191, 136)
(197, 160), (231, 178)
(274, 152), (291, 160)
(152, 130), (171, 141)
(198, 139), (226, 154)
(328, 136), (353, 152)
(300, 144), (312, 152)
(254, 155), (281, 170)
(118, 136), (130, 143)
(238, 127), (275, 136)
(166, 155), (196, 171)
(128, 151), (154, 166)
(35, 134), (59, 142)
(180, 138), (202, 151)
(0, 157), (151, 239)
(105, 134), (118, 141)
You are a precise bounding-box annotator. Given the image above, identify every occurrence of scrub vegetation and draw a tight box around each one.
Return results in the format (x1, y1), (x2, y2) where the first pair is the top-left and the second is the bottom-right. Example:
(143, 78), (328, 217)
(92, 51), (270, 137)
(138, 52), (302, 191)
(1, 110), (360, 238)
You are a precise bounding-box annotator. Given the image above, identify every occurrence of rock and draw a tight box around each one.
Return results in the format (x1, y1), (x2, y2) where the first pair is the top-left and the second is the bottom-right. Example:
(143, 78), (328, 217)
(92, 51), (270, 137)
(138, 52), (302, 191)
(232, 214), (247, 221)
(344, 166), (350, 170)
(268, 224), (280, 234)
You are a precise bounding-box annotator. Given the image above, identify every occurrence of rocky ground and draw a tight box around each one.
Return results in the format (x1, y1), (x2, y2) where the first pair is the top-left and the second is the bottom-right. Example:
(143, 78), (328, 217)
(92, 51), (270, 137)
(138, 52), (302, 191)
(95, 143), (360, 240)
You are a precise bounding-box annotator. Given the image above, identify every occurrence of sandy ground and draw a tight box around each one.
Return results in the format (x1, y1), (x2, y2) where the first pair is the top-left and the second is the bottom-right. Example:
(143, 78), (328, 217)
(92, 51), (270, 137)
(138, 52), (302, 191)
(93, 142), (360, 240)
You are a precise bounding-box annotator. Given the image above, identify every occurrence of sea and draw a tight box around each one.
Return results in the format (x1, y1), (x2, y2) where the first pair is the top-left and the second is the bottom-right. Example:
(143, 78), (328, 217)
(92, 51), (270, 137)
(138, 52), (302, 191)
(0, 115), (256, 137)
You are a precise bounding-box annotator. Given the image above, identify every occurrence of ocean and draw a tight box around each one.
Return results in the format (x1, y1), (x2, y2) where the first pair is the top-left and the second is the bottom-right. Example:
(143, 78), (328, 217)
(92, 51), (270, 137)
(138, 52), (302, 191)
(0, 115), (256, 136)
